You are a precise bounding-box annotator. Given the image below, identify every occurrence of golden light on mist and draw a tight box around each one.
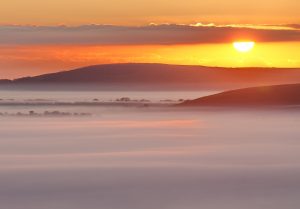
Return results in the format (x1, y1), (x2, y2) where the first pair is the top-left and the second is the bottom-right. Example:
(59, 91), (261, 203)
(233, 41), (255, 53)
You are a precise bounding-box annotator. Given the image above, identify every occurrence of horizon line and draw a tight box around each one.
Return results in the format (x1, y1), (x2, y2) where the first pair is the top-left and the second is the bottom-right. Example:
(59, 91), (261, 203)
(2, 62), (300, 81)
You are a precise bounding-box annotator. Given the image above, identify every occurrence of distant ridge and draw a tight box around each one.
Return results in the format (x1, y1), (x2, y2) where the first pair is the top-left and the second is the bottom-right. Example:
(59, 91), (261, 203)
(179, 83), (300, 106)
(2, 63), (300, 90)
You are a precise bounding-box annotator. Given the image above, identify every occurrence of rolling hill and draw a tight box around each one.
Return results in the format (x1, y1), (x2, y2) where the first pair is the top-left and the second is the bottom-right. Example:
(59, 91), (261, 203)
(2, 63), (300, 90)
(179, 83), (300, 106)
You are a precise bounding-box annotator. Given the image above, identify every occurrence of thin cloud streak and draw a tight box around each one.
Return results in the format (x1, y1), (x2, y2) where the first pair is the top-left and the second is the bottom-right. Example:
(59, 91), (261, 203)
(0, 24), (300, 45)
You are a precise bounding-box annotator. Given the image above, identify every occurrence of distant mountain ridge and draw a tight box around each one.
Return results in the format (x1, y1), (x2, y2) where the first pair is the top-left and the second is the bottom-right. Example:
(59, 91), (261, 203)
(2, 63), (300, 90)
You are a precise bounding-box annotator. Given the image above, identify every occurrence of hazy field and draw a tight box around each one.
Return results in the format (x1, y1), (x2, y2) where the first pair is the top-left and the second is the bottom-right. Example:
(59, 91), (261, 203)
(0, 90), (299, 209)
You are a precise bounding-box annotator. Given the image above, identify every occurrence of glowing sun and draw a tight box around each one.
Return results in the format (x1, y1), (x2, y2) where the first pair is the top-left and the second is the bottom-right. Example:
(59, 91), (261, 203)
(233, 41), (255, 53)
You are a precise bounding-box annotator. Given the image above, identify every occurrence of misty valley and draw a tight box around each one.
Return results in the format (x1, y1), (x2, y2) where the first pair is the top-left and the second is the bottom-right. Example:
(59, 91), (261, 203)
(0, 89), (299, 209)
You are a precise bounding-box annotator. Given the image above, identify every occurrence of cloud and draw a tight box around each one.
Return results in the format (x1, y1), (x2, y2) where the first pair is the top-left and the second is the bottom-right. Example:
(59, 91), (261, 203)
(285, 24), (300, 29)
(0, 24), (300, 45)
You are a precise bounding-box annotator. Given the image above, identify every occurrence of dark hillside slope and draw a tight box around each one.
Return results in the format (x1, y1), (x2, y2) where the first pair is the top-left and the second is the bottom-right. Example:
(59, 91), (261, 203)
(1, 63), (300, 90)
(180, 84), (300, 106)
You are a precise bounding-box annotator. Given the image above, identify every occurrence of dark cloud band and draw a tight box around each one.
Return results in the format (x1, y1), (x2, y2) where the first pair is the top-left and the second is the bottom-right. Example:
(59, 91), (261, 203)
(0, 24), (299, 45)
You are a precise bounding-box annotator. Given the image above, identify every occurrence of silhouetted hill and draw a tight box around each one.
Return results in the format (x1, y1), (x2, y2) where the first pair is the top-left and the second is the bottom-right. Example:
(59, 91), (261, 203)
(0, 79), (12, 84)
(2, 63), (300, 90)
(179, 83), (300, 106)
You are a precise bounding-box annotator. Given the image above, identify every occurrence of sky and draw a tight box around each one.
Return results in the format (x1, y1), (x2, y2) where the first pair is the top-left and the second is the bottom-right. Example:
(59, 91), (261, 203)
(1, 0), (300, 25)
(0, 0), (300, 78)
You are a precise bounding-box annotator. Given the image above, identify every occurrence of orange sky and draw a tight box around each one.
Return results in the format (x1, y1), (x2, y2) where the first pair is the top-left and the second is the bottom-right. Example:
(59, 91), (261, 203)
(1, 42), (300, 79)
(0, 0), (300, 78)
(1, 0), (299, 25)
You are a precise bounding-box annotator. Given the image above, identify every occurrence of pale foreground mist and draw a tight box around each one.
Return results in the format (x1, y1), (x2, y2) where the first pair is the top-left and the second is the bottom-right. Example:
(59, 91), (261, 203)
(0, 91), (299, 209)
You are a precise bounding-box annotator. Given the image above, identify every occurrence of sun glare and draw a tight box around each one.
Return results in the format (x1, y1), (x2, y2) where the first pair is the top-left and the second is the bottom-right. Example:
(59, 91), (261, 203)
(233, 41), (255, 53)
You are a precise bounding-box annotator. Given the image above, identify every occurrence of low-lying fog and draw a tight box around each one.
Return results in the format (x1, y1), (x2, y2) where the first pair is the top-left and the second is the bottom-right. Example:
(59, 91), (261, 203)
(0, 90), (299, 209)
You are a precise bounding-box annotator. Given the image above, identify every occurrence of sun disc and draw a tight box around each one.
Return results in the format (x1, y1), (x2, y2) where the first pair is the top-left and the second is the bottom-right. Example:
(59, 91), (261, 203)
(233, 41), (255, 53)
